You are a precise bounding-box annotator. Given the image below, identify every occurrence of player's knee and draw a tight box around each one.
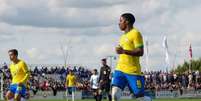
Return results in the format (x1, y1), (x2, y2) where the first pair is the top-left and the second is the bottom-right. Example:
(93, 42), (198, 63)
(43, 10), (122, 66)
(98, 89), (102, 95)
(6, 92), (13, 100)
(14, 94), (21, 101)
(112, 86), (121, 101)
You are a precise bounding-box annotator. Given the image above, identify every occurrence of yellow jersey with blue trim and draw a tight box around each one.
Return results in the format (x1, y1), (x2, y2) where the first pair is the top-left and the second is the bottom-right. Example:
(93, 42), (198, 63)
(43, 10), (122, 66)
(9, 59), (30, 84)
(66, 74), (76, 87)
(116, 28), (144, 75)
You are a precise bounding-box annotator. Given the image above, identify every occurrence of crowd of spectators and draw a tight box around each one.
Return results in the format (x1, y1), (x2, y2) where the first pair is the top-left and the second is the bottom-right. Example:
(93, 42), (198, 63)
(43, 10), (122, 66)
(0, 63), (92, 96)
(0, 63), (201, 97)
(144, 70), (201, 94)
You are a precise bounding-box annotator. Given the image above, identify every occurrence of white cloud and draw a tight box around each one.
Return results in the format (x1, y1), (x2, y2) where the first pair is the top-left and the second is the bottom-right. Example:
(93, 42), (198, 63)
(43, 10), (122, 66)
(26, 48), (40, 59)
(0, 0), (201, 71)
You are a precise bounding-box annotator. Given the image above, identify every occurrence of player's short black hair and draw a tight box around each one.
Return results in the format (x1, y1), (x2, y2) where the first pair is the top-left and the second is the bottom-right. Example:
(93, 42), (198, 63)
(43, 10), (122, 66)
(101, 58), (106, 62)
(8, 49), (18, 56)
(121, 13), (135, 26)
(94, 69), (97, 72)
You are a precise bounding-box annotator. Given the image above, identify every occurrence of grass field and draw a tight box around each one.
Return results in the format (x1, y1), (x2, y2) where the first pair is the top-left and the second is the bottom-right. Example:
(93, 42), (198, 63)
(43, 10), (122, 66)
(14, 98), (200, 101)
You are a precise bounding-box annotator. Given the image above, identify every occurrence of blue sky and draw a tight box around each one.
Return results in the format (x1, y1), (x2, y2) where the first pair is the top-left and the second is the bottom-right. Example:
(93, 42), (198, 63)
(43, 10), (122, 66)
(0, 0), (200, 71)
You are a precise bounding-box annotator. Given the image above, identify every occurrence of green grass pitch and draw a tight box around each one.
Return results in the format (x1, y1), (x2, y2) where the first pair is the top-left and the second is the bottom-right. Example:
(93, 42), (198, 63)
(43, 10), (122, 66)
(10, 98), (199, 101)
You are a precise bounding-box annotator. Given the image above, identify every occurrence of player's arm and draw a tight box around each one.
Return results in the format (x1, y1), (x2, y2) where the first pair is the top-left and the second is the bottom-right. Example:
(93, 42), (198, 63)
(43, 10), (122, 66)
(74, 75), (78, 86)
(108, 67), (112, 80)
(116, 46), (143, 56)
(116, 32), (144, 56)
(98, 67), (103, 83)
(8, 66), (12, 80)
(89, 76), (93, 87)
(66, 76), (69, 88)
(19, 62), (30, 84)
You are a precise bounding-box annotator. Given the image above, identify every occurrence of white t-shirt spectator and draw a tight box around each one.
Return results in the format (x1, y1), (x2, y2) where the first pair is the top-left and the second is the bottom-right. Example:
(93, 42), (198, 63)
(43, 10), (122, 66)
(163, 74), (167, 82)
(90, 74), (99, 89)
(195, 70), (200, 78)
(173, 74), (177, 80)
(188, 74), (193, 83)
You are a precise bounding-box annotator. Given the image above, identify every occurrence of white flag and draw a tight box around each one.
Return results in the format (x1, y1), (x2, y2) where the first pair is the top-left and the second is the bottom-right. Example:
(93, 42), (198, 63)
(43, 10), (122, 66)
(144, 37), (149, 72)
(162, 36), (170, 67)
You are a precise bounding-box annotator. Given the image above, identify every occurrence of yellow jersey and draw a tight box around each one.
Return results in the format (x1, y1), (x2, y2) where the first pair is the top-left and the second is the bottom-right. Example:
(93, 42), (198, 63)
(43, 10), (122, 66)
(66, 74), (76, 87)
(116, 28), (144, 75)
(9, 59), (30, 84)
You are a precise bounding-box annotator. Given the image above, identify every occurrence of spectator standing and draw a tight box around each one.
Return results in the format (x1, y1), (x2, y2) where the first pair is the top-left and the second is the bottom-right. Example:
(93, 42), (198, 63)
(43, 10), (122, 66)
(90, 69), (100, 101)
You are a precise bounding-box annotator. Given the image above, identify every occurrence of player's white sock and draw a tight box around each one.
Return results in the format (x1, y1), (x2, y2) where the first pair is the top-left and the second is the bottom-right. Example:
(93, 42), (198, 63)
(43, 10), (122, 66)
(72, 91), (75, 101)
(112, 86), (121, 101)
(136, 97), (143, 101)
(21, 98), (26, 101)
(8, 99), (14, 101)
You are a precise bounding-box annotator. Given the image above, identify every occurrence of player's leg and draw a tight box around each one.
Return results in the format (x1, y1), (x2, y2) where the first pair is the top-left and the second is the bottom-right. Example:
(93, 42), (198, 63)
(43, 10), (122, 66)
(5, 91), (14, 101)
(15, 84), (26, 101)
(14, 93), (21, 101)
(98, 86), (104, 101)
(126, 75), (151, 101)
(105, 85), (112, 101)
(72, 87), (76, 101)
(68, 87), (72, 95)
(65, 87), (68, 101)
(21, 98), (26, 101)
(111, 71), (127, 101)
(111, 86), (121, 101)
(99, 84), (110, 101)
(92, 89), (98, 101)
(6, 84), (16, 101)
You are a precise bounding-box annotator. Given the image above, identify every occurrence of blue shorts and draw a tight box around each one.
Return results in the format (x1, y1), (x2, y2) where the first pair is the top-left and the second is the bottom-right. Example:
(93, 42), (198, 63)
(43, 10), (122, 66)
(9, 84), (26, 96)
(67, 87), (76, 95)
(112, 70), (145, 97)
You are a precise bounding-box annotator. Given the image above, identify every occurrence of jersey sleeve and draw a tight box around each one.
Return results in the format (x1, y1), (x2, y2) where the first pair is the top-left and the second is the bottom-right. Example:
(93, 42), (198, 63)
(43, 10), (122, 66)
(66, 76), (69, 86)
(133, 32), (144, 48)
(73, 75), (76, 84)
(90, 76), (92, 84)
(20, 62), (30, 83)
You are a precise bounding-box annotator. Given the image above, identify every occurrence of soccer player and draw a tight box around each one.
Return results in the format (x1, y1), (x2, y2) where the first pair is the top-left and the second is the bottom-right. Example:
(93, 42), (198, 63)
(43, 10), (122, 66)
(66, 70), (76, 101)
(90, 69), (100, 101)
(99, 58), (112, 101)
(6, 49), (30, 101)
(112, 13), (151, 101)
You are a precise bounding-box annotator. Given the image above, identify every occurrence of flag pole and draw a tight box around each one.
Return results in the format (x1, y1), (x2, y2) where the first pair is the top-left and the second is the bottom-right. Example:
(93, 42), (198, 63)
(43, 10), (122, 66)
(145, 37), (149, 72)
(163, 36), (170, 73)
(189, 43), (192, 73)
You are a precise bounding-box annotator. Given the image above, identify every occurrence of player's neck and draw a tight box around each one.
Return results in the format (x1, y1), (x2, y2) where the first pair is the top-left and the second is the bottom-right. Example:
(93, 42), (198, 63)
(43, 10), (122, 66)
(12, 59), (20, 64)
(124, 26), (133, 33)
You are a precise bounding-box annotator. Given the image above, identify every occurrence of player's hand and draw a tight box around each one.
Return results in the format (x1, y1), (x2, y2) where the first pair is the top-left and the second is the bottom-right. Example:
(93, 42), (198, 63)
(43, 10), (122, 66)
(100, 80), (103, 83)
(115, 45), (124, 54)
(100, 80), (105, 86)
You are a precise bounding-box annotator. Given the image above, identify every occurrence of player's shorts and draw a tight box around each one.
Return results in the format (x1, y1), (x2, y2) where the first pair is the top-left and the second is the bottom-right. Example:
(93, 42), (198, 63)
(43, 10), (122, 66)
(91, 88), (99, 95)
(9, 84), (26, 97)
(112, 70), (145, 97)
(67, 87), (76, 95)
(99, 82), (111, 92)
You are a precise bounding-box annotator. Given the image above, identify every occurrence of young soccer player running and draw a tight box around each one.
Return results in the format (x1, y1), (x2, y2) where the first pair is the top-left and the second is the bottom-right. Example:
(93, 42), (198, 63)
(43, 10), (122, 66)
(112, 13), (152, 101)
(6, 49), (30, 101)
